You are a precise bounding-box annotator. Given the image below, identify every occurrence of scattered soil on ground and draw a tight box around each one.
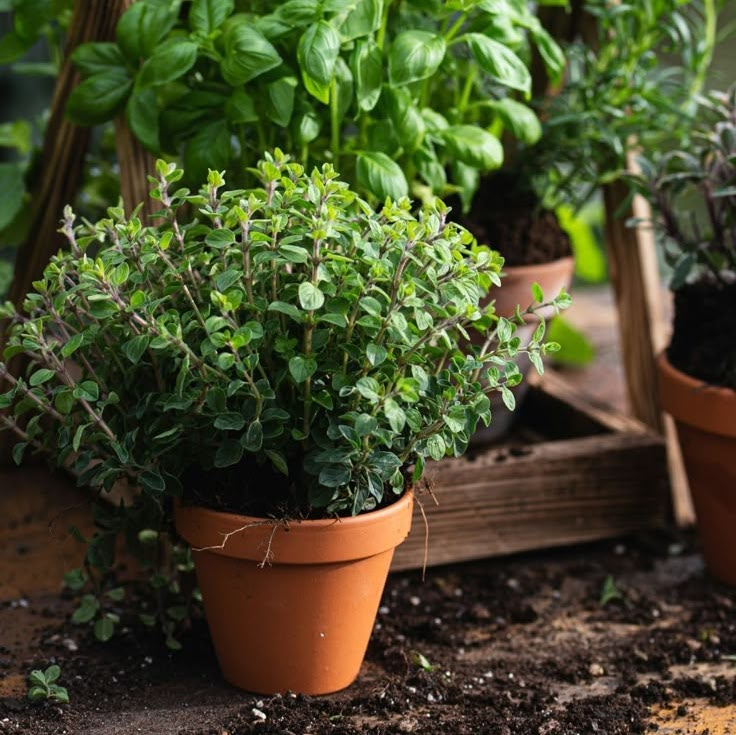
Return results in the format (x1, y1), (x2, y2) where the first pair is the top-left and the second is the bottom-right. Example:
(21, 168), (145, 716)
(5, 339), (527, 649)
(2, 526), (735, 735)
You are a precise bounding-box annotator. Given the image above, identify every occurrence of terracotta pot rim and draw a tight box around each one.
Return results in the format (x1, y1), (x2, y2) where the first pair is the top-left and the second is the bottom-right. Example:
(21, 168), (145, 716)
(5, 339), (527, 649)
(175, 489), (414, 564)
(657, 352), (736, 438)
(501, 255), (575, 275)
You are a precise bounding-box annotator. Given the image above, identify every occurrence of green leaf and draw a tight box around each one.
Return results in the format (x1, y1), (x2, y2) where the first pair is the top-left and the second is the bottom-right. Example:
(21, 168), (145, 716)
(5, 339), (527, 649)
(489, 98), (541, 145)
(214, 412), (245, 431)
(319, 465), (351, 487)
(140, 470), (166, 494)
(545, 317), (595, 367)
(243, 420), (263, 451)
(289, 356), (317, 383)
(426, 434), (446, 461)
(44, 665), (61, 684)
(71, 42), (126, 76)
(0, 163), (25, 231)
(139, 40), (198, 87)
(122, 335), (150, 364)
(351, 39), (382, 111)
(298, 21), (341, 104)
(72, 594), (100, 624)
(366, 343), (387, 366)
(356, 376), (380, 402)
(600, 575), (623, 606)
(225, 90), (258, 124)
(298, 281), (325, 310)
(500, 384), (516, 411)
(268, 301), (303, 323)
(184, 120), (231, 182)
(29, 369), (55, 387)
(94, 617), (115, 642)
(63, 568), (86, 592)
(190, 0), (234, 34)
(49, 685), (69, 704)
(221, 23), (281, 86)
(355, 151), (408, 201)
(384, 397), (405, 433)
(127, 89), (160, 151)
(532, 26), (565, 84)
(388, 31), (446, 87)
(465, 34), (531, 94)
(28, 686), (47, 702)
(54, 389), (74, 415)
(443, 405), (466, 433)
(265, 449), (289, 475)
(342, 0), (382, 41)
(215, 439), (243, 467)
(66, 70), (132, 125)
(73, 380), (99, 402)
(264, 76), (297, 127)
(442, 126), (503, 171)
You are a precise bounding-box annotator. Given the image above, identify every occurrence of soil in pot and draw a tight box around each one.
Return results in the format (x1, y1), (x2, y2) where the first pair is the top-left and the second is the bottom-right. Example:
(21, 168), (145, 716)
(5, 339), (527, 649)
(668, 279), (736, 390)
(452, 170), (573, 267)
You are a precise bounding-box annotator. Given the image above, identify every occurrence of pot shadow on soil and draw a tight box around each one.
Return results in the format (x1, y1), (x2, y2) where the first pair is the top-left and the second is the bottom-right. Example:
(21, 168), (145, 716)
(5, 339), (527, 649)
(1, 528), (735, 735)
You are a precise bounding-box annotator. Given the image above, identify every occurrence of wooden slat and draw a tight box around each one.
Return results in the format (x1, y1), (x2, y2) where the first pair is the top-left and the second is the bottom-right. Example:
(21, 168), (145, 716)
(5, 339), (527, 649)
(602, 171), (694, 526)
(391, 379), (670, 571)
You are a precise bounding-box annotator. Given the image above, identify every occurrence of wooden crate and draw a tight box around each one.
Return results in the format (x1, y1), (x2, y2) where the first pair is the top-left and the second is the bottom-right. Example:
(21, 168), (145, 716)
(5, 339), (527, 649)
(392, 372), (671, 572)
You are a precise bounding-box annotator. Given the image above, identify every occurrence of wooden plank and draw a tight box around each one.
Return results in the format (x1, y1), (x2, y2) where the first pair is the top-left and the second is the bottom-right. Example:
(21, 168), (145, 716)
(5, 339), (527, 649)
(392, 429), (669, 571)
(602, 171), (694, 525)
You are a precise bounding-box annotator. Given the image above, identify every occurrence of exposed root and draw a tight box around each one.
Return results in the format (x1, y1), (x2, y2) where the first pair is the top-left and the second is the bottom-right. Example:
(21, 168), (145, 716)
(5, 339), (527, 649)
(191, 518), (289, 565)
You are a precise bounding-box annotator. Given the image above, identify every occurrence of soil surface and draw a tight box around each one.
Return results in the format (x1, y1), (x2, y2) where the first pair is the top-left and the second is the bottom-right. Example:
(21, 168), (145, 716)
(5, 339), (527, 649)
(2, 473), (735, 735)
(455, 171), (573, 267)
(668, 279), (736, 390)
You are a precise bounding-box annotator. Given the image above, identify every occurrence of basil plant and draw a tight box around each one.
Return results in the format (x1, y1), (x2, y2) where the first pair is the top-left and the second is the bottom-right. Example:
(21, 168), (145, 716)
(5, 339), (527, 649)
(66, 0), (564, 206)
(0, 151), (568, 521)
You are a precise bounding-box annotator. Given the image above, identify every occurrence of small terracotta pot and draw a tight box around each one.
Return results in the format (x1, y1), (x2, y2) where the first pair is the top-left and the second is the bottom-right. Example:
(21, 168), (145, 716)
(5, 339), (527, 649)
(491, 256), (575, 320)
(175, 491), (414, 695)
(658, 353), (736, 585)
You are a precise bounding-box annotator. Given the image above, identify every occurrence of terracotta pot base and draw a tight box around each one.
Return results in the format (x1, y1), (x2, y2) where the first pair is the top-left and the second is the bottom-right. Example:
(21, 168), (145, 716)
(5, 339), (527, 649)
(175, 492), (414, 695)
(658, 354), (736, 585)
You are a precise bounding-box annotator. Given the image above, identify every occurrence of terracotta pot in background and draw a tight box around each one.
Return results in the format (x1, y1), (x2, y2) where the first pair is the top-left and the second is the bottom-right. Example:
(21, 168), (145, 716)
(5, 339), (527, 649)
(175, 491), (414, 695)
(657, 353), (736, 585)
(471, 256), (575, 445)
(492, 256), (575, 321)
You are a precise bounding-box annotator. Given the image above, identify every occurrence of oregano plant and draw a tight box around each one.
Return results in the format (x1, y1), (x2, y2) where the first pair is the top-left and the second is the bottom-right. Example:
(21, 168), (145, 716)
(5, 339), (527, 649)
(0, 151), (568, 636)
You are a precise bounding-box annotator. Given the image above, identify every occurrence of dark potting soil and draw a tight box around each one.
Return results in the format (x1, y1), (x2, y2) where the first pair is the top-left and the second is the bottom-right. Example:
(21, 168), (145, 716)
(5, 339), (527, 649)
(668, 279), (736, 390)
(2, 529), (735, 734)
(451, 171), (573, 267)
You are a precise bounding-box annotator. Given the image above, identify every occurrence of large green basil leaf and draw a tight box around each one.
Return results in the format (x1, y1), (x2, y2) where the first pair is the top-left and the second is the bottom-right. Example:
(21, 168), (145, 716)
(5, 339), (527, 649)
(127, 89), (160, 151)
(297, 21), (341, 104)
(384, 87), (425, 152)
(189, 0), (234, 34)
(116, 1), (181, 63)
(71, 43), (126, 76)
(443, 125), (503, 171)
(220, 23), (282, 86)
(465, 33), (531, 94)
(489, 98), (541, 144)
(351, 39), (382, 112)
(66, 70), (133, 125)
(0, 163), (24, 231)
(388, 31), (446, 87)
(341, 0), (383, 42)
(355, 151), (408, 201)
(264, 76), (298, 127)
(138, 40), (198, 87)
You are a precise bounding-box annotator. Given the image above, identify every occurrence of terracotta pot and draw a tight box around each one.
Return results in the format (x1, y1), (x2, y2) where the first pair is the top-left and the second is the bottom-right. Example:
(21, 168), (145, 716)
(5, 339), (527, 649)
(491, 256), (575, 320)
(175, 491), (414, 695)
(657, 353), (736, 585)
(470, 256), (575, 445)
